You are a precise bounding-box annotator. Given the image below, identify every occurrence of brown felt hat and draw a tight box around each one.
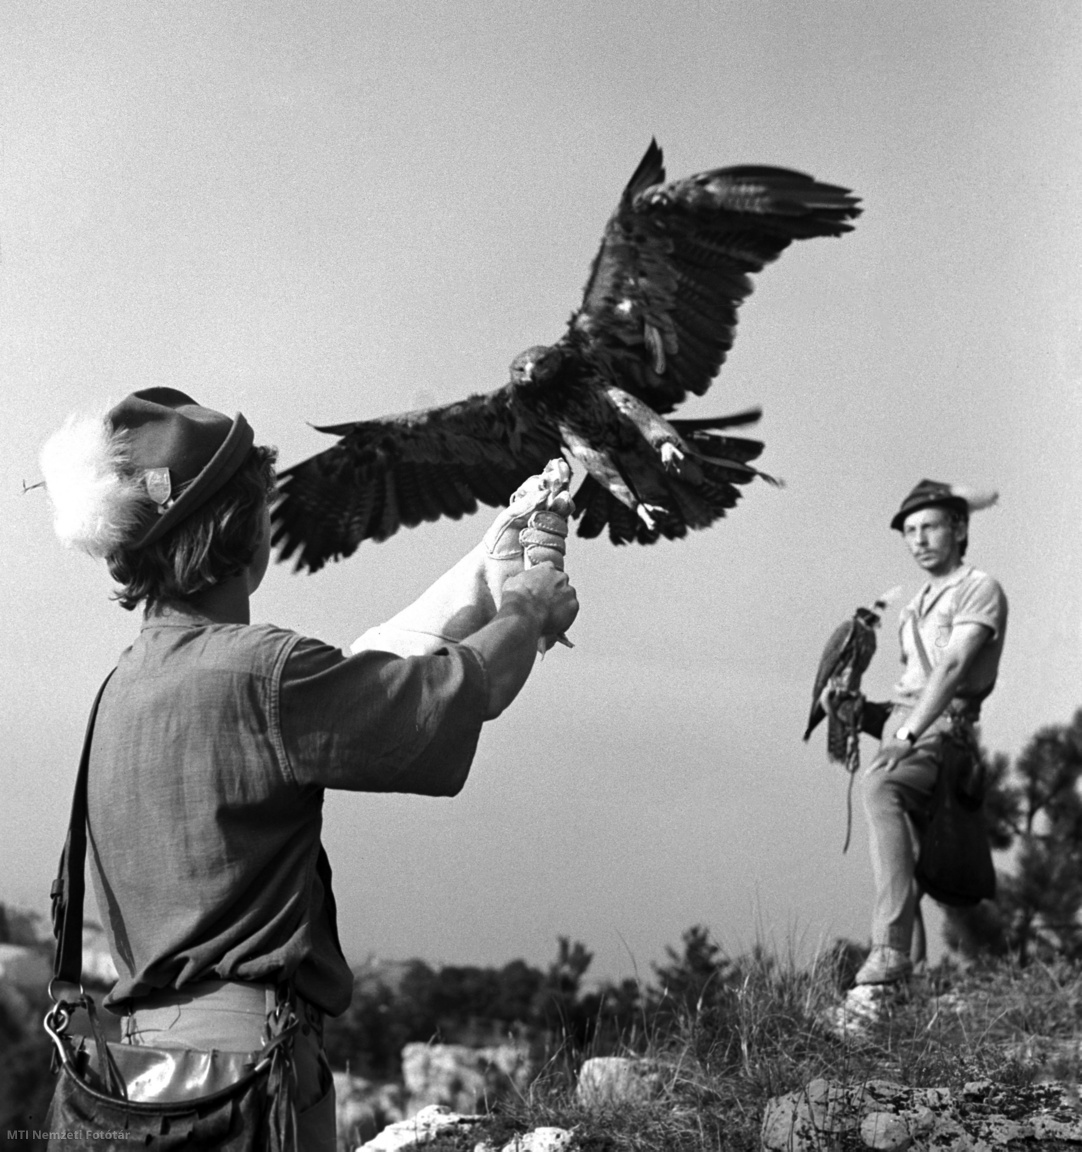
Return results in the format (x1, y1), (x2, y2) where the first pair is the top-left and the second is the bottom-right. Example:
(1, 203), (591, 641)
(107, 387), (254, 547)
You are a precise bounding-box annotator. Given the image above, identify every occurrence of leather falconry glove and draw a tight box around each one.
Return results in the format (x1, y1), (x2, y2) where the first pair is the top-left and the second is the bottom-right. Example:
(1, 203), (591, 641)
(481, 459), (575, 652)
(481, 459), (572, 580)
(523, 460), (575, 653)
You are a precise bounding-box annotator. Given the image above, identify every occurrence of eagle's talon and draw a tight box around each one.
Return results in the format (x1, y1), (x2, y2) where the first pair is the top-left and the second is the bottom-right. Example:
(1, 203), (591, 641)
(660, 442), (685, 471)
(636, 503), (667, 530)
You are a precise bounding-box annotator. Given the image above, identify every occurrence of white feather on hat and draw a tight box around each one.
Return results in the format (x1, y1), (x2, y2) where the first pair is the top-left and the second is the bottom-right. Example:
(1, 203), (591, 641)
(948, 484), (999, 512)
(40, 414), (146, 557)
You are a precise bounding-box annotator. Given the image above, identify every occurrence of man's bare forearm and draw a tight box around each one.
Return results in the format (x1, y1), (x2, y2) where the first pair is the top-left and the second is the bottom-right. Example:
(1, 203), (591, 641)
(902, 658), (969, 738)
(899, 623), (991, 739)
(354, 554), (578, 715)
(352, 545), (496, 656)
(463, 591), (548, 719)
(868, 622), (990, 774)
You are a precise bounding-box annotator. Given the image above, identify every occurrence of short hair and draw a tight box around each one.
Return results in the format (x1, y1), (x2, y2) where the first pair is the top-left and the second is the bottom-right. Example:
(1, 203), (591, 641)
(946, 506), (969, 558)
(107, 445), (278, 611)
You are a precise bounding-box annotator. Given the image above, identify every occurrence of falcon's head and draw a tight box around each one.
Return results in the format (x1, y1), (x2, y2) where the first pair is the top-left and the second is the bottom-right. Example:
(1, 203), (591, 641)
(509, 344), (564, 387)
(858, 586), (902, 626)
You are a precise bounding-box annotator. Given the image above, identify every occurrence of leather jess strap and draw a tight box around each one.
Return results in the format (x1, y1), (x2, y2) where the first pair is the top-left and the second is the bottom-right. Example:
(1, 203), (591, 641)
(51, 670), (116, 990)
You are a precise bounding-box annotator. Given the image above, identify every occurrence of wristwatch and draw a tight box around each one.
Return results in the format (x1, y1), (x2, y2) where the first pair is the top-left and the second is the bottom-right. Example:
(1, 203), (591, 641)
(896, 726), (917, 746)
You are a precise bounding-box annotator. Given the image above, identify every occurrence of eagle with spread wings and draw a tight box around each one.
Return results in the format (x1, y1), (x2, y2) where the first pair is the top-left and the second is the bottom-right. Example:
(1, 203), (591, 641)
(273, 141), (861, 572)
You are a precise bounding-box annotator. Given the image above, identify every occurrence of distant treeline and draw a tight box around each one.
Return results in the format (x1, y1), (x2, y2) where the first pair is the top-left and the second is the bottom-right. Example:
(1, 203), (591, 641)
(322, 929), (863, 1079)
(3, 706), (1080, 1108)
(327, 707), (1082, 1080)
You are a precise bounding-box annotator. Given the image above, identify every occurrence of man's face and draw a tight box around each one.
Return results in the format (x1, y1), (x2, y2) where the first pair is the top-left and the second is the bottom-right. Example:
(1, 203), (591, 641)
(902, 506), (964, 576)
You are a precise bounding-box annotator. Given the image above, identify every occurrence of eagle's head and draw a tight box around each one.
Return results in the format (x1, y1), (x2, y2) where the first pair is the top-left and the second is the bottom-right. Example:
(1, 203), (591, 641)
(509, 344), (563, 388)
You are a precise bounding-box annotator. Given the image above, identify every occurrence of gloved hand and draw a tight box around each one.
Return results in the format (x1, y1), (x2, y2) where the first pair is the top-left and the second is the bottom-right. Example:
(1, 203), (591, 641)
(481, 460), (574, 601)
(520, 508), (569, 570)
(819, 685), (862, 721)
(522, 460), (575, 651)
(352, 463), (575, 660)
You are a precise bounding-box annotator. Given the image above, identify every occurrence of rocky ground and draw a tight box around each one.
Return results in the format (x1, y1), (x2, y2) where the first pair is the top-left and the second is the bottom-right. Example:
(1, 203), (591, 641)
(4, 902), (1081, 1152)
(336, 963), (1082, 1152)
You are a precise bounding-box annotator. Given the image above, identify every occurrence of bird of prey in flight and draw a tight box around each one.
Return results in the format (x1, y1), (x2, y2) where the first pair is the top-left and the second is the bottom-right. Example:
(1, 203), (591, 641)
(273, 140), (861, 572)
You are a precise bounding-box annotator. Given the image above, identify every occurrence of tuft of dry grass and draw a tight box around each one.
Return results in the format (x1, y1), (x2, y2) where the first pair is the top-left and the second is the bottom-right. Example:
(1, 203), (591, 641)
(418, 952), (1082, 1152)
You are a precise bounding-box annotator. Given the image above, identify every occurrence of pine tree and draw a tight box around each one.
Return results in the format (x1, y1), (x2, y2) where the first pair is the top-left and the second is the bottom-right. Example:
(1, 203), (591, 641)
(651, 924), (732, 1019)
(532, 936), (594, 1041)
(944, 709), (1082, 964)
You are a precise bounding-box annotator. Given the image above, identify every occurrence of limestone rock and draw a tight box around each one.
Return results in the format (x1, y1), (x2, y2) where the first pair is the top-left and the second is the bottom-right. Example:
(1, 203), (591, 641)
(575, 1056), (668, 1106)
(0, 943), (50, 1025)
(860, 1110), (911, 1150)
(496, 1128), (575, 1152)
(762, 1077), (1082, 1150)
(356, 1107), (573, 1152)
(400, 1042), (536, 1113)
(334, 1070), (405, 1148)
(0, 943), (50, 991)
(0, 916), (116, 991)
(356, 1104), (482, 1151)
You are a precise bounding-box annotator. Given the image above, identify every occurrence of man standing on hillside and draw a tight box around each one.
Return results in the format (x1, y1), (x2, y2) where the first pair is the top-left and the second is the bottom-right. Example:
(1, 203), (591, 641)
(852, 479), (1007, 987)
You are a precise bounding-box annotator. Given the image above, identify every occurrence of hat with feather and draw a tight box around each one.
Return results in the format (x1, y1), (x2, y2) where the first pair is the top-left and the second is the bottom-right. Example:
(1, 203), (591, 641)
(40, 388), (254, 557)
(890, 478), (998, 532)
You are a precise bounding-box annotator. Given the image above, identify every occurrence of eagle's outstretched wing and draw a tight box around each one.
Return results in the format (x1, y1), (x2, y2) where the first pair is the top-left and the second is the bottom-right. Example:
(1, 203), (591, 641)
(272, 387), (562, 572)
(567, 140), (861, 414)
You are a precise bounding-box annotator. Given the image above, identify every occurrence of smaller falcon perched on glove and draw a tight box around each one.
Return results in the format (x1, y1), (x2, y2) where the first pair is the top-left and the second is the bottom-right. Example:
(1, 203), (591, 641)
(804, 588), (901, 769)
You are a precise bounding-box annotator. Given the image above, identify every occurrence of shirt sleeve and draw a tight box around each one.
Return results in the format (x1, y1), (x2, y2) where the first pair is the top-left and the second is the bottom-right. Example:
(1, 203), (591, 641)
(951, 573), (1008, 641)
(278, 637), (488, 794)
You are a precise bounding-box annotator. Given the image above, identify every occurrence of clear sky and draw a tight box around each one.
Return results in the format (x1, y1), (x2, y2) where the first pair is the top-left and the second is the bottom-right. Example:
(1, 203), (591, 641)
(3, 1), (1080, 984)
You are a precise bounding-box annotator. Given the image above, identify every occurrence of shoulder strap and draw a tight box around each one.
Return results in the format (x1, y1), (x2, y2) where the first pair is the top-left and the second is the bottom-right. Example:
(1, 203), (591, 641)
(50, 670), (116, 988)
(907, 613), (934, 677)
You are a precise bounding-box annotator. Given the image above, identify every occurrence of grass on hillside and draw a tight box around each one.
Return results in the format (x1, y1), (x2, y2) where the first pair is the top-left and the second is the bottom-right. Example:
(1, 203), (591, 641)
(415, 950), (1082, 1152)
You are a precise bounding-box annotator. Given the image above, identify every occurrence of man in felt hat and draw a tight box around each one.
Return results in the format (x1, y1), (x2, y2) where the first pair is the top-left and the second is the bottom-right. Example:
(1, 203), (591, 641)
(846, 479), (1007, 987)
(39, 388), (579, 1149)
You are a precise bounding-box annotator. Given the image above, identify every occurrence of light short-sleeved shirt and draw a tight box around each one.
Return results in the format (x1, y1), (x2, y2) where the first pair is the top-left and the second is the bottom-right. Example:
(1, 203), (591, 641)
(892, 564), (1008, 709)
(87, 618), (487, 1016)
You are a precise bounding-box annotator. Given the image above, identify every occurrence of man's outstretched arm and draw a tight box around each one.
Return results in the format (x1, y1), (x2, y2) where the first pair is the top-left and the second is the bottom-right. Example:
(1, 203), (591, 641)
(352, 466), (571, 657)
(462, 565), (579, 718)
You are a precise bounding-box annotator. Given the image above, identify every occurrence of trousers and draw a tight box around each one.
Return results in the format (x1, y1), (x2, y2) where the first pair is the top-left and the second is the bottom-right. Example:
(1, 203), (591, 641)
(862, 706), (947, 953)
(121, 981), (337, 1152)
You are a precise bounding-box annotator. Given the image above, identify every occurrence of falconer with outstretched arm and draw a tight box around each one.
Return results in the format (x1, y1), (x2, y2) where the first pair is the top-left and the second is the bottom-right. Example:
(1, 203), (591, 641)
(39, 388), (579, 1150)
